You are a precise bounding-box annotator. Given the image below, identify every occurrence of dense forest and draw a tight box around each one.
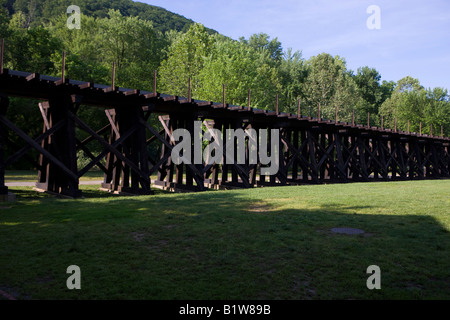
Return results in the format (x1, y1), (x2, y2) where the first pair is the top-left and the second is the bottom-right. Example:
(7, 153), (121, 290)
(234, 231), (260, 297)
(0, 0), (449, 169)
(3, 0), (217, 33)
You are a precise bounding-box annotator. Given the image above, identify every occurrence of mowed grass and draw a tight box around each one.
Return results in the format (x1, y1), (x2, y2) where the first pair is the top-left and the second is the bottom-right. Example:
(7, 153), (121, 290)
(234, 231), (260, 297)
(4, 170), (104, 182)
(0, 179), (449, 300)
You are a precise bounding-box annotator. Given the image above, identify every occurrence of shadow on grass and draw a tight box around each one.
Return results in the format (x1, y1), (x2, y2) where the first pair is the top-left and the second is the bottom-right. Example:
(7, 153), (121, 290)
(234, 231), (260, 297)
(0, 186), (449, 300)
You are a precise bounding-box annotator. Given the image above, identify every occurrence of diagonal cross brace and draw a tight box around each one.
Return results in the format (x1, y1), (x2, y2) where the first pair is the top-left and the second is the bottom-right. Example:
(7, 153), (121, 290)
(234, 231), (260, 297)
(362, 140), (389, 178)
(76, 127), (136, 178)
(311, 134), (348, 179)
(0, 115), (78, 180)
(281, 135), (318, 182)
(341, 140), (364, 177)
(141, 118), (204, 188)
(5, 118), (66, 167)
(68, 112), (150, 185)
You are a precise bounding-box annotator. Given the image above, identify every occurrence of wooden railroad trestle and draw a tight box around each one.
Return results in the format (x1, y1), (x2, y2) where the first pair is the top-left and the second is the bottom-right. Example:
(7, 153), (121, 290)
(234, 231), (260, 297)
(0, 68), (449, 198)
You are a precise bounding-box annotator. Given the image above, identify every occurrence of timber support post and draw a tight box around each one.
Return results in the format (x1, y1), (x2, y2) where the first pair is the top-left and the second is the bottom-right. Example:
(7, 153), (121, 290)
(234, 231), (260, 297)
(101, 105), (152, 195)
(36, 95), (81, 198)
(0, 93), (8, 196)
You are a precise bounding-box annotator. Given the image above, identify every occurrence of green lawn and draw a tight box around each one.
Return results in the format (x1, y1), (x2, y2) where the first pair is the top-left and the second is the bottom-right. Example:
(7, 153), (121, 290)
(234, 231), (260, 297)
(0, 180), (449, 300)
(4, 170), (104, 182)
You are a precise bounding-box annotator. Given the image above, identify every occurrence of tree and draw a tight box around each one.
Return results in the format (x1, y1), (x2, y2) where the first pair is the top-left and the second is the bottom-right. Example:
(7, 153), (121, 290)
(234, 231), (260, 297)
(0, 0), (11, 39)
(46, 13), (108, 83)
(46, 10), (167, 89)
(303, 53), (363, 121)
(241, 33), (283, 63)
(5, 0), (217, 35)
(99, 9), (167, 89)
(278, 48), (307, 113)
(196, 37), (282, 109)
(159, 23), (214, 97)
(353, 67), (382, 113)
(380, 77), (450, 136)
(4, 12), (61, 74)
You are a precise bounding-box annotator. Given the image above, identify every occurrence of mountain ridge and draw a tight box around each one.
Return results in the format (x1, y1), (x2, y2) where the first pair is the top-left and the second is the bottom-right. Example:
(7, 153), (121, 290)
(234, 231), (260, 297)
(3, 0), (218, 34)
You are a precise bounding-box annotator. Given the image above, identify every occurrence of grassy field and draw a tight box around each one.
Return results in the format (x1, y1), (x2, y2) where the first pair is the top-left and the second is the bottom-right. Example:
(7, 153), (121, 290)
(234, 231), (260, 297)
(4, 170), (104, 182)
(0, 179), (449, 300)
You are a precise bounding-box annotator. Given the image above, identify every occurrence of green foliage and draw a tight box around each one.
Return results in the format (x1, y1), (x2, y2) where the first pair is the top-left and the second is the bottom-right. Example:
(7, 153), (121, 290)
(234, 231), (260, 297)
(159, 23), (215, 97)
(353, 67), (383, 115)
(0, 0), (10, 38)
(45, 10), (167, 88)
(4, 14), (61, 73)
(0, 0), (448, 171)
(302, 53), (363, 121)
(241, 33), (283, 63)
(278, 48), (307, 113)
(98, 9), (167, 89)
(380, 77), (450, 135)
(6, 0), (217, 34)
(196, 37), (281, 108)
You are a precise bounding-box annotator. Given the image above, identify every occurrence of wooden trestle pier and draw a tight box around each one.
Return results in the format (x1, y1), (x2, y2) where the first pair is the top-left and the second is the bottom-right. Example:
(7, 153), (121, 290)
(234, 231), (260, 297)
(0, 67), (449, 198)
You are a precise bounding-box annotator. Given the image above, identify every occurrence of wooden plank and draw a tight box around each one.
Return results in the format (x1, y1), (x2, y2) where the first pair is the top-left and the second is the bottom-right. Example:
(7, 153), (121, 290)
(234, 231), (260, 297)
(39, 102), (51, 130)
(0, 97), (6, 194)
(105, 109), (120, 137)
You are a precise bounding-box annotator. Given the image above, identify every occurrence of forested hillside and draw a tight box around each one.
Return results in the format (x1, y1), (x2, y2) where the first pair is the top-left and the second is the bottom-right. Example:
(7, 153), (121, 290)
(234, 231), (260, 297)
(0, 0), (449, 169)
(4, 0), (217, 34)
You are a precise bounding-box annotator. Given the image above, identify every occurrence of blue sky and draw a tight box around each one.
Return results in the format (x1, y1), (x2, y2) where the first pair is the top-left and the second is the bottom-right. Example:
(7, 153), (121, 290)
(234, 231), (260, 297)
(140, 0), (450, 90)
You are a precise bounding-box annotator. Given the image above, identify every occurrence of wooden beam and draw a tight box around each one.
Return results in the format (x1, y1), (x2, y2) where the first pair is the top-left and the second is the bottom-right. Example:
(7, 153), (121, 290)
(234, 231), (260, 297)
(0, 39), (4, 75)
(75, 138), (108, 175)
(105, 109), (120, 138)
(38, 102), (51, 130)
(276, 94), (279, 114)
(188, 77), (192, 102)
(0, 115), (78, 180)
(61, 51), (66, 83)
(111, 61), (116, 89)
(153, 70), (157, 94)
(140, 118), (203, 177)
(5, 119), (65, 167)
(68, 111), (149, 182)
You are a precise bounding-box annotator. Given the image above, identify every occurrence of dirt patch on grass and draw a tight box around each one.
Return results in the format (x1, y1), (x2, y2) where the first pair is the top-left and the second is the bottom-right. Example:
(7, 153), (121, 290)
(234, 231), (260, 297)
(37, 274), (54, 285)
(317, 229), (374, 237)
(406, 282), (424, 290)
(293, 279), (317, 298)
(146, 240), (170, 257)
(131, 232), (147, 242)
(248, 204), (271, 213)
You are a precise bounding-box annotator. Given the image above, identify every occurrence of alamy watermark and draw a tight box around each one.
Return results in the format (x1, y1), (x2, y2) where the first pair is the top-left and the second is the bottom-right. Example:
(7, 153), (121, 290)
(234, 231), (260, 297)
(171, 121), (280, 176)
(366, 265), (381, 290)
(66, 265), (81, 290)
(67, 5), (81, 29)
(366, 5), (381, 30)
